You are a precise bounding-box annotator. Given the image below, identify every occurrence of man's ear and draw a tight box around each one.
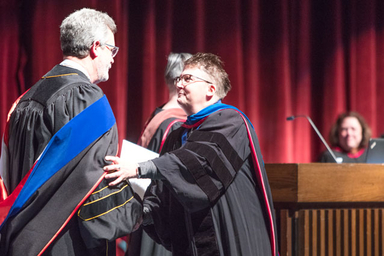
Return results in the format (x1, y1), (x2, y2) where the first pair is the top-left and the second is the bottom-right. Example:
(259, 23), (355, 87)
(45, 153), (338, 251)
(207, 84), (216, 96)
(89, 41), (100, 59)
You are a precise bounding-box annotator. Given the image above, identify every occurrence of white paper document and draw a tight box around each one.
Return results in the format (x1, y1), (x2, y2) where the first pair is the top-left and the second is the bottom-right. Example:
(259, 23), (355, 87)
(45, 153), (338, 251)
(120, 139), (159, 199)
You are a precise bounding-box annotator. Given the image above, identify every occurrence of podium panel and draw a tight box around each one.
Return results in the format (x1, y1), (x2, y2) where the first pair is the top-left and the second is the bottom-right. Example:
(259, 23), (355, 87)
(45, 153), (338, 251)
(266, 163), (384, 256)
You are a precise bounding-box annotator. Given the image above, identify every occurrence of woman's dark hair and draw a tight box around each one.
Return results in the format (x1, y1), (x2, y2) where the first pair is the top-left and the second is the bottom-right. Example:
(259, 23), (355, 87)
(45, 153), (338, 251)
(329, 111), (371, 149)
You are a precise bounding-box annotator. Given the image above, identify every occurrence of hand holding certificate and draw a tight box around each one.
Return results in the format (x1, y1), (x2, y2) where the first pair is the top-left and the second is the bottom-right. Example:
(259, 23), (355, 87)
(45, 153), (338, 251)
(104, 140), (158, 199)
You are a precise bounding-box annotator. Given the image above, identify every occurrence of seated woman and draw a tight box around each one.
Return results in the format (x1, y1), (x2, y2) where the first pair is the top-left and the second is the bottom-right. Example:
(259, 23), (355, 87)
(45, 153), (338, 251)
(318, 111), (371, 163)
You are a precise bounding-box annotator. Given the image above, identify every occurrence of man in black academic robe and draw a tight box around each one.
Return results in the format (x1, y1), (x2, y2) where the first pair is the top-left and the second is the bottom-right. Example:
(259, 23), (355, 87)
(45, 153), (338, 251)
(104, 53), (278, 256)
(0, 8), (141, 256)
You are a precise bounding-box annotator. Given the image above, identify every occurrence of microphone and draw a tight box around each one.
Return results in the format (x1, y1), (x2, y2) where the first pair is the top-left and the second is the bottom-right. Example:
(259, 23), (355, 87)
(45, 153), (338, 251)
(287, 115), (343, 163)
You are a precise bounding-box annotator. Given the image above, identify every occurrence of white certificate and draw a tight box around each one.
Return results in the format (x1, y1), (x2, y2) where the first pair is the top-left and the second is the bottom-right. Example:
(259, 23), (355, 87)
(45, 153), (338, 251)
(120, 139), (159, 199)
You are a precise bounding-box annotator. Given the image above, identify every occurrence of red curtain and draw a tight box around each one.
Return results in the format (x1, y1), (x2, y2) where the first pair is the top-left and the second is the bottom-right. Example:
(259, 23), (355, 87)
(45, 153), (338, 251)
(2, 0), (384, 163)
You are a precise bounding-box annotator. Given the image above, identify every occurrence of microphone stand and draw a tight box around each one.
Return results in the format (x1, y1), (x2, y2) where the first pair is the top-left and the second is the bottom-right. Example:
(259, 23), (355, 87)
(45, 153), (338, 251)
(287, 115), (342, 163)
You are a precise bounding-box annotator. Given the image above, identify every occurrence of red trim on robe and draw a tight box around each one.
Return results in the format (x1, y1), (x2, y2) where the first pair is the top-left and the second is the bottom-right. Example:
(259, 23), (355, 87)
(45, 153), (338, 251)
(138, 108), (187, 148)
(239, 113), (277, 256)
(0, 178), (8, 202)
(0, 163), (35, 224)
(159, 119), (186, 153)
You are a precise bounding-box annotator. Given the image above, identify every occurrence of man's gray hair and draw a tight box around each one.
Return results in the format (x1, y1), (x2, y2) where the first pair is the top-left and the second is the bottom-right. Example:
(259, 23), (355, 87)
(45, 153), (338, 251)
(164, 52), (192, 93)
(60, 8), (117, 58)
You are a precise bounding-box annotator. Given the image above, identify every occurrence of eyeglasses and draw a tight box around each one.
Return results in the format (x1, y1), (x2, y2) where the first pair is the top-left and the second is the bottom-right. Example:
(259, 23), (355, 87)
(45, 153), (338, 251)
(174, 74), (213, 86)
(104, 43), (119, 58)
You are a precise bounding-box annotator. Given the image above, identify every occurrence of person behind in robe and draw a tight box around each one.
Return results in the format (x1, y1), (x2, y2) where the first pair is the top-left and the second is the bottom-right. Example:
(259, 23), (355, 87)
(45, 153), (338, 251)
(104, 52), (279, 256)
(318, 111), (371, 163)
(126, 52), (192, 256)
(137, 52), (192, 150)
(0, 8), (141, 256)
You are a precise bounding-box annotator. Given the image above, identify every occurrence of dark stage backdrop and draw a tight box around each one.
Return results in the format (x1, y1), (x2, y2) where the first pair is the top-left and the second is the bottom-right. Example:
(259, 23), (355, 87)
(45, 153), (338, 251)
(2, 0), (384, 163)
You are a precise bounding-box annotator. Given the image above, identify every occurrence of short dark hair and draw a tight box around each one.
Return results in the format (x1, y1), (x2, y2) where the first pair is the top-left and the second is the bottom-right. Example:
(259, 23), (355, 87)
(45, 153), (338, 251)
(329, 111), (371, 149)
(184, 52), (231, 99)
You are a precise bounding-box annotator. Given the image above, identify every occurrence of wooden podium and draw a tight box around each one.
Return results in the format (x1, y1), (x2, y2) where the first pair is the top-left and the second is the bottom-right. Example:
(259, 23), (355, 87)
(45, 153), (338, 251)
(265, 163), (384, 256)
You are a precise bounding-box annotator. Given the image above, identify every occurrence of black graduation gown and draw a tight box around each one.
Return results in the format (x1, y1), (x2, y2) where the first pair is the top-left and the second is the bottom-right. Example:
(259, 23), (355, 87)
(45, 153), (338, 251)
(143, 109), (278, 256)
(0, 65), (142, 256)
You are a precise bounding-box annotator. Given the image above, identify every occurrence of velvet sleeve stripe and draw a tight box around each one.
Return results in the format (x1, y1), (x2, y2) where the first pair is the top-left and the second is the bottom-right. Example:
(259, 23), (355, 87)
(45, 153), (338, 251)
(78, 182), (135, 221)
(187, 131), (244, 172)
(172, 149), (220, 203)
(183, 142), (234, 191)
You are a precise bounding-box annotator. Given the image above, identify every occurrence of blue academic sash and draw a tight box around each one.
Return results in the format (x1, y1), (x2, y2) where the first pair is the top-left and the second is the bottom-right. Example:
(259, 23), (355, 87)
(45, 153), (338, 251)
(0, 95), (115, 230)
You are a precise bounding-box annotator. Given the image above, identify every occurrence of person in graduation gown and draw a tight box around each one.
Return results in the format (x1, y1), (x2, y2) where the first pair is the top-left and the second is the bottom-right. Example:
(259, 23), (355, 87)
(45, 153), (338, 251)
(104, 52), (278, 256)
(0, 8), (141, 256)
(318, 111), (371, 163)
(137, 52), (192, 151)
(127, 52), (191, 256)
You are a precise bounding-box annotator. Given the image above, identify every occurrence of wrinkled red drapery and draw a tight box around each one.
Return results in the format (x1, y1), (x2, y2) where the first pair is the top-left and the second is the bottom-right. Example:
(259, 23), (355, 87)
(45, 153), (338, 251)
(1, 0), (384, 163)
